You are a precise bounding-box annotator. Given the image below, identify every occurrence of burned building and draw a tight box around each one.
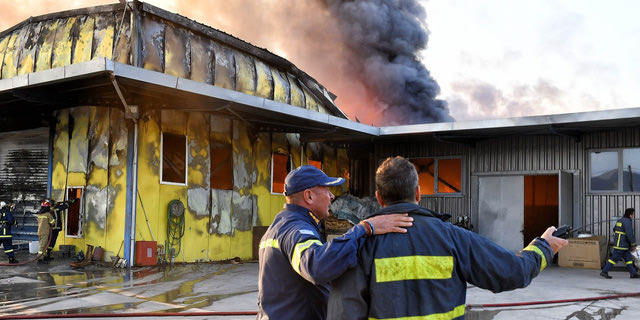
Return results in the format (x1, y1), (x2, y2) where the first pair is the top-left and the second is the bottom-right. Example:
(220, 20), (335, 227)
(0, 1), (375, 264)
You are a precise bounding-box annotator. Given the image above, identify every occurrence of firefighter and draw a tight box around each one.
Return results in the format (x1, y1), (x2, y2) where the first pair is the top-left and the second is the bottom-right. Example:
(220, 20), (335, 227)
(0, 201), (19, 264)
(257, 165), (414, 320)
(601, 208), (639, 279)
(37, 200), (56, 264)
(327, 157), (569, 320)
(40, 198), (73, 261)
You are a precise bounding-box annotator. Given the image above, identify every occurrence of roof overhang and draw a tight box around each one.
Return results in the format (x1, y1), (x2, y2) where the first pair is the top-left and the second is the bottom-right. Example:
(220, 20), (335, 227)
(378, 107), (640, 144)
(0, 58), (379, 141)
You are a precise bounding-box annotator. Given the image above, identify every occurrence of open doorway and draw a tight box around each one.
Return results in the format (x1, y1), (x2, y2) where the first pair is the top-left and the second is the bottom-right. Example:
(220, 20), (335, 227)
(523, 175), (558, 245)
(66, 187), (84, 238)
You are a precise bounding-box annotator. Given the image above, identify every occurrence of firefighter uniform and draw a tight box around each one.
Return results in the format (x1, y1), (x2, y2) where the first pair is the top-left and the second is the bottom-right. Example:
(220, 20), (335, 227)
(328, 203), (554, 320)
(602, 216), (638, 276)
(48, 201), (70, 259)
(37, 209), (55, 260)
(0, 204), (18, 263)
(257, 203), (369, 320)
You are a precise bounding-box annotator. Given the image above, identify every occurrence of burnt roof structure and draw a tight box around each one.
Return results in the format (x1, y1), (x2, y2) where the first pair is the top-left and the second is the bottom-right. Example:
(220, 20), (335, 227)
(0, 0), (377, 139)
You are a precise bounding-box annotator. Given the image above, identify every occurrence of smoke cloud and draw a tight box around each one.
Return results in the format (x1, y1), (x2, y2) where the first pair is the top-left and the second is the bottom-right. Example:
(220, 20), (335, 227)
(0, 0), (452, 125)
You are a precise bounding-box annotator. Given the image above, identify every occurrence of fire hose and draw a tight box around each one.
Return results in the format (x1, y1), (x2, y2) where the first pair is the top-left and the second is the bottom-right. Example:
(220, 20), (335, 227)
(0, 230), (51, 266)
(467, 291), (640, 309)
(0, 311), (258, 319)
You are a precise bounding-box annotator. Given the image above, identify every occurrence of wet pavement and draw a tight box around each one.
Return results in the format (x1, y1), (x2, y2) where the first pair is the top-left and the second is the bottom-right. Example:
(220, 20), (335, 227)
(1, 249), (640, 319)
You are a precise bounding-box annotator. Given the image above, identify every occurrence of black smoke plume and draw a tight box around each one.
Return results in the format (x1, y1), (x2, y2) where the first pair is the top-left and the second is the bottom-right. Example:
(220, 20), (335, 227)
(326, 0), (453, 124)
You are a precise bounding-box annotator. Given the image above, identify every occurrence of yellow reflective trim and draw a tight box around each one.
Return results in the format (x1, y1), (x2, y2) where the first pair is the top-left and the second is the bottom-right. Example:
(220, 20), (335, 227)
(616, 222), (622, 227)
(627, 260), (633, 265)
(259, 239), (279, 249)
(292, 239), (322, 274)
(374, 256), (453, 283)
(369, 304), (465, 320)
(523, 244), (547, 272)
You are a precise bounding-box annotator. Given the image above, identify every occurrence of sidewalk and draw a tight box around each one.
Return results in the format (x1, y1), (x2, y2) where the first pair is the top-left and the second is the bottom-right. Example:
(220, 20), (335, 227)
(1, 249), (640, 319)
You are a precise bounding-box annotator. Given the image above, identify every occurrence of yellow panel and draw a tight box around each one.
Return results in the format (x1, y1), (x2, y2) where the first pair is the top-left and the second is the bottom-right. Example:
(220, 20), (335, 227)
(253, 132), (276, 225)
(164, 24), (188, 78)
(73, 16), (95, 64)
(303, 87), (320, 112)
(92, 14), (115, 59)
(288, 74), (305, 108)
(255, 60), (273, 99)
(190, 36), (213, 84)
(112, 10), (131, 64)
(137, 111), (161, 243)
(141, 15), (164, 72)
(51, 109), (72, 201)
(213, 42), (235, 90)
(35, 20), (59, 72)
(209, 234), (231, 261)
(187, 112), (210, 192)
(52, 17), (76, 69)
(69, 107), (89, 174)
(158, 185), (187, 261)
(229, 230), (253, 260)
(271, 69), (290, 104)
(161, 110), (187, 134)
(1, 33), (19, 79)
(235, 52), (256, 95)
(0, 36), (11, 76)
(106, 109), (128, 254)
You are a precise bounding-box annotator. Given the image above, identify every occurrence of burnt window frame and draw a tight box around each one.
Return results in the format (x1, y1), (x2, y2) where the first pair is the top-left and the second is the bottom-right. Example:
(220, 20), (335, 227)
(409, 156), (464, 197)
(271, 153), (291, 195)
(65, 186), (84, 238)
(589, 148), (640, 194)
(160, 132), (187, 186)
(210, 142), (234, 190)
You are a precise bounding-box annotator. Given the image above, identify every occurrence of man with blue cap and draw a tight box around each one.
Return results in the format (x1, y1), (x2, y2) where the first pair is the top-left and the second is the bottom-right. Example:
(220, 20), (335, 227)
(257, 165), (413, 320)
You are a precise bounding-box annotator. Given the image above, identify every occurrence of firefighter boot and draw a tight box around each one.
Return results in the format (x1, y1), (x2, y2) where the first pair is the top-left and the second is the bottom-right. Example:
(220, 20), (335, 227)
(8, 257), (18, 264)
(45, 251), (54, 261)
(37, 258), (49, 264)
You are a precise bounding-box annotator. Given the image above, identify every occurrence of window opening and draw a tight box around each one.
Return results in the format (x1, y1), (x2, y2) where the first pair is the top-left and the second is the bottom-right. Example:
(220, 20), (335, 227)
(161, 132), (186, 184)
(271, 153), (291, 194)
(211, 144), (233, 190)
(65, 187), (84, 238)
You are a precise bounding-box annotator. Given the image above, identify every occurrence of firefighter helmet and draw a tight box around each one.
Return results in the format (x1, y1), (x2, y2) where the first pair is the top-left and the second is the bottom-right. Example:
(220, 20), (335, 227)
(0, 201), (5, 209)
(41, 199), (53, 207)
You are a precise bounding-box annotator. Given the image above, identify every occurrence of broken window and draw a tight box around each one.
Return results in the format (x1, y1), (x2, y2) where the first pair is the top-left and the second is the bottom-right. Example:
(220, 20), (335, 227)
(65, 187), (84, 238)
(161, 132), (186, 185)
(410, 157), (462, 195)
(211, 143), (233, 190)
(590, 148), (640, 193)
(271, 153), (291, 194)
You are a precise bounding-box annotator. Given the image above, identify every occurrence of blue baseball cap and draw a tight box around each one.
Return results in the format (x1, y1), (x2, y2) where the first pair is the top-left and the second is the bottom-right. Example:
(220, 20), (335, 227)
(284, 165), (345, 196)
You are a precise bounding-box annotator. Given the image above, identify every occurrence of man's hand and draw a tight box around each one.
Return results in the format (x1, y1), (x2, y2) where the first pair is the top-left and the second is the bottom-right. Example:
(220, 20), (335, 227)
(541, 226), (569, 254)
(366, 213), (413, 235)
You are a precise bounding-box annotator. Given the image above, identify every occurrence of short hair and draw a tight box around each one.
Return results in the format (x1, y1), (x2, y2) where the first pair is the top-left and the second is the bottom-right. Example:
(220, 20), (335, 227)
(624, 208), (635, 218)
(375, 156), (418, 205)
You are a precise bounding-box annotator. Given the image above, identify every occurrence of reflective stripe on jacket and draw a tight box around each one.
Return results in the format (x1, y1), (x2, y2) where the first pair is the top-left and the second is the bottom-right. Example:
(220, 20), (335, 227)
(0, 210), (16, 238)
(327, 202), (554, 320)
(613, 217), (636, 250)
(257, 203), (368, 320)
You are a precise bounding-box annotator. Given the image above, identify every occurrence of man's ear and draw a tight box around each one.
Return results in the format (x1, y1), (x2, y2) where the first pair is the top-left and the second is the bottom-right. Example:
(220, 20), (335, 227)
(375, 190), (385, 206)
(415, 186), (421, 202)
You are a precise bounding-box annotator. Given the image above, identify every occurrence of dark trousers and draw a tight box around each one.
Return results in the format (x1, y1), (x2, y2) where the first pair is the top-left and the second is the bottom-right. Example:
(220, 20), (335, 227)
(602, 248), (638, 275)
(48, 229), (60, 254)
(0, 237), (15, 258)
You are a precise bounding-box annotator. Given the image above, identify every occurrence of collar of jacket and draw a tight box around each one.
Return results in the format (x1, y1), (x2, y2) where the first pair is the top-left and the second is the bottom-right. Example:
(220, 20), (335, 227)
(367, 202), (451, 222)
(283, 203), (321, 226)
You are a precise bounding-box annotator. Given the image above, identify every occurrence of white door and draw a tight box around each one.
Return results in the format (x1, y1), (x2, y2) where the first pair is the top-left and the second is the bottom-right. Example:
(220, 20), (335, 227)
(478, 176), (524, 252)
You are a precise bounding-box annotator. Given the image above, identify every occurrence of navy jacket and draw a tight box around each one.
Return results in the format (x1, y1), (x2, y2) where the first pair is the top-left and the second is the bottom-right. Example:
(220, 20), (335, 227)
(257, 203), (369, 320)
(327, 203), (553, 320)
(613, 216), (636, 250)
(0, 208), (16, 238)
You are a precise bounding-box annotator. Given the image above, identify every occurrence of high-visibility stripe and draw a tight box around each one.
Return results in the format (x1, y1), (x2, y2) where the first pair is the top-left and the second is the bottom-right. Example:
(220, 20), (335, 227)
(292, 239), (321, 274)
(259, 239), (279, 249)
(369, 304), (465, 320)
(627, 260), (633, 265)
(374, 256), (453, 283)
(523, 244), (547, 272)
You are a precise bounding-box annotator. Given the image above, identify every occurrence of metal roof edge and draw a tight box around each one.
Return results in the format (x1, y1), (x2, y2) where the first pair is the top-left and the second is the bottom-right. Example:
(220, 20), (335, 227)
(0, 58), (112, 90)
(379, 107), (640, 136)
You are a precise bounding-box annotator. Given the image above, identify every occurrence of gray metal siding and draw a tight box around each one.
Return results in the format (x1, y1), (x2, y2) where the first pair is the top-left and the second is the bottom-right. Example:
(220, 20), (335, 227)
(375, 127), (640, 241)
